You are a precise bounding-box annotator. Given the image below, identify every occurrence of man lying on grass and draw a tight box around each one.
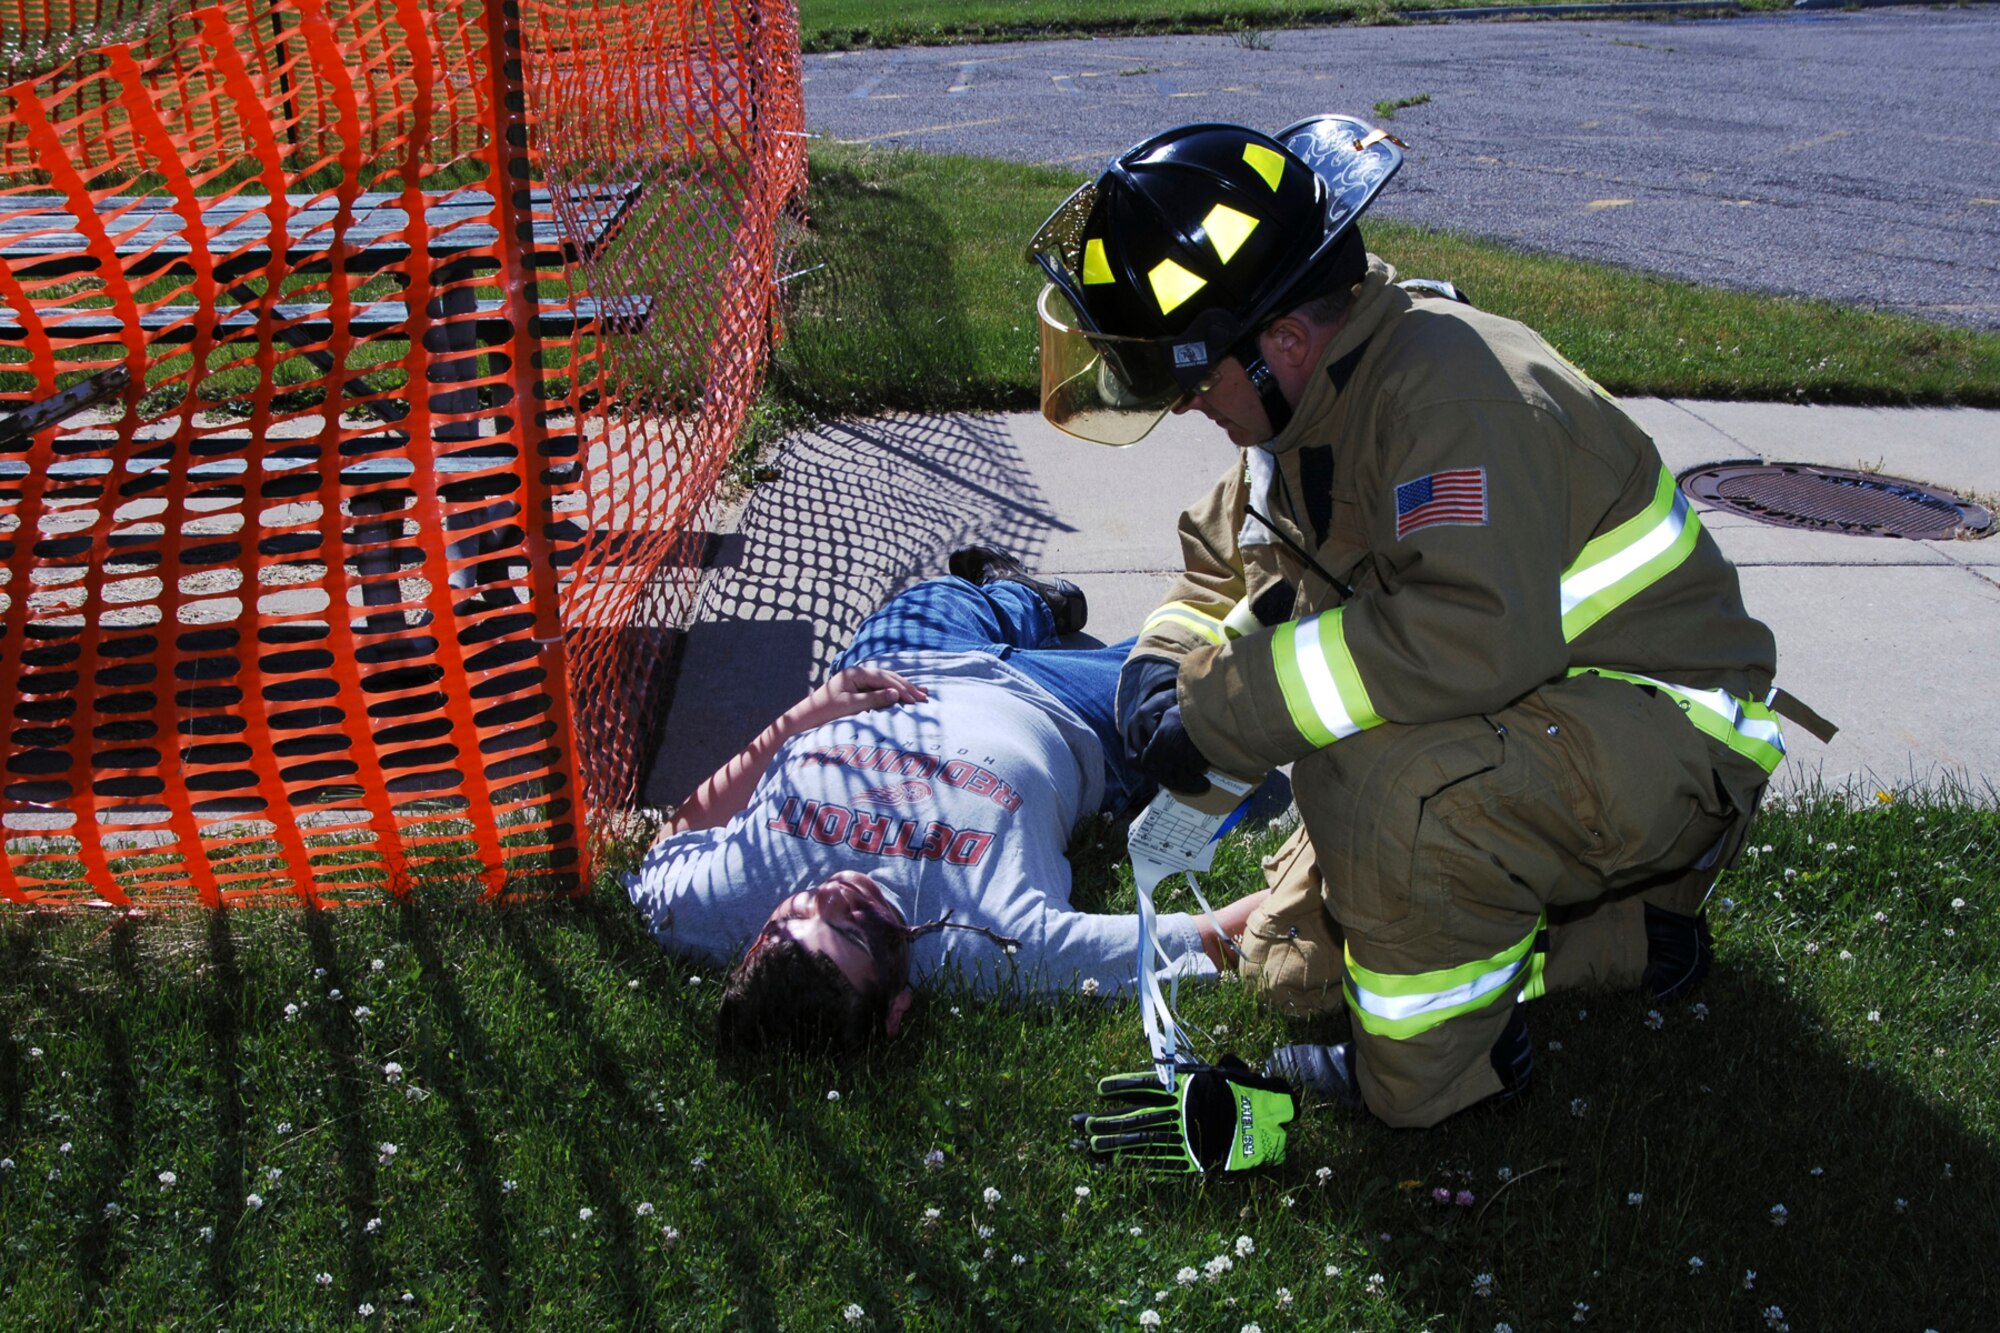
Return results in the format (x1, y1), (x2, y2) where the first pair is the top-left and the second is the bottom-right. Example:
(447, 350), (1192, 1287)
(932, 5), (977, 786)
(627, 548), (1270, 1053)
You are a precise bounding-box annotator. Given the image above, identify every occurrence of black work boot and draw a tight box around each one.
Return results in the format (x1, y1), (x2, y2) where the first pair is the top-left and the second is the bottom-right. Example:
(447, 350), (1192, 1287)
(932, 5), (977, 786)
(1641, 903), (1714, 1003)
(1265, 1042), (1362, 1108)
(947, 545), (1088, 635)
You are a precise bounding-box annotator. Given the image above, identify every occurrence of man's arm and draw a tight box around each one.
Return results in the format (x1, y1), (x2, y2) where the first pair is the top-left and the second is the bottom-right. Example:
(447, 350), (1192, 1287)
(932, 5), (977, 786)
(662, 665), (926, 838)
(1197, 888), (1272, 971)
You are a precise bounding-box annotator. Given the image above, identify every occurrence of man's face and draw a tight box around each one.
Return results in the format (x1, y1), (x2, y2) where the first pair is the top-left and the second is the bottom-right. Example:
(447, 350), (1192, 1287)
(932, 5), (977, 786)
(743, 869), (911, 994)
(1169, 353), (1272, 448)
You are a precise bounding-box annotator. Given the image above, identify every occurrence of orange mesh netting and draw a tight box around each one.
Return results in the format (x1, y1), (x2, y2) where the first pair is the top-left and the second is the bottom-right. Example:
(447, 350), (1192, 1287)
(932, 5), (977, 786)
(0, 0), (805, 906)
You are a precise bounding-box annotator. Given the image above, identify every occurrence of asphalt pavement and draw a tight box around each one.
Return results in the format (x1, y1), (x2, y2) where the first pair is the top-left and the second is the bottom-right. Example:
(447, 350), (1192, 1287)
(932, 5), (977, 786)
(802, 7), (2000, 328)
(646, 399), (2000, 807)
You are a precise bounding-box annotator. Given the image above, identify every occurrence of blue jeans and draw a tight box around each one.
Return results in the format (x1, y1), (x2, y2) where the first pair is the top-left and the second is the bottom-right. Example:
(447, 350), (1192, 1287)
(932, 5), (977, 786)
(833, 577), (1146, 813)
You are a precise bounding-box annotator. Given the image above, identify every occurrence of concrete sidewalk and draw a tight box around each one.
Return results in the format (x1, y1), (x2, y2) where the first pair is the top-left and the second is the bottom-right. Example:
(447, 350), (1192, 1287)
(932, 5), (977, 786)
(644, 401), (2000, 808)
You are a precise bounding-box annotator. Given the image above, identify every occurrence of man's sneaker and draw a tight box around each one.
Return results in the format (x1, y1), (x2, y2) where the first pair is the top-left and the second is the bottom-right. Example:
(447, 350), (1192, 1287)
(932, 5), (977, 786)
(947, 545), (1089, 635)
(1641, 903), (1713, 1003)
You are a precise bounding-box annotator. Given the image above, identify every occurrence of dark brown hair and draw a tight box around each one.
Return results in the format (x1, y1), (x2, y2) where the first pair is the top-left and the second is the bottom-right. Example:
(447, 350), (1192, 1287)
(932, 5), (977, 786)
(716, 935), (893, 1054)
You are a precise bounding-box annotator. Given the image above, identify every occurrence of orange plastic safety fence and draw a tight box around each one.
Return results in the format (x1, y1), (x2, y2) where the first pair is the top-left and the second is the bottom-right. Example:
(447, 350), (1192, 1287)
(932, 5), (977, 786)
(0, 0), (804, 907)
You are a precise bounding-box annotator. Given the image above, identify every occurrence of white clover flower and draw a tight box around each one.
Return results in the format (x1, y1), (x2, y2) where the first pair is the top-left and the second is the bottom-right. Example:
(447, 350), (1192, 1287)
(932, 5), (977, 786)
(1139, 1313), (1162, 1330)
(245, 1193), (264, 1211)
(1687, 1256), (1704, 1274)
(1004, 944), (1018, 956)
(1872, 912), (1888, 925)
(976, 1223), (993, 1239)
(365, 1216), (383, 1234)
(1867, 1010), (1882, 1023)
(661, 1225), (681, 1245)
(401, 1292), (415, 1304)
(1240, 1324), (1261, 1333)
(352, 1006), (372, 1022)
(1080, 977), (1100, 997)
(1203, 1254), (1234, 1279)
(1573, 1301), (1591, 1323)
(687, 975), (702, 987)
(1769, 1202), (1789, 1226)
(1763, 1306), (1786, 1330)
(1235, 1233), (1255, 1257)
(1952, 897), (1967, 910)
(501, 1179), (518, 1194)
(314, 968), (326, 979)
(26, 1047), (42, 1059)
(276, 1122), (293, 1136)
(1839, 949), (1854, 961)
(1074, 1185), (1091, 1201)
(102, 1201), (121, 1219)
(1472, 1272), (1494, 1297)
(982, 1186), (1001, 1206)
(158, 1170), (176, 1188)
(379, 1142), (397, 1158)
(329, 989), (342, 1001)
(1282, 1195), (1296, 1208)
(0, 1159), (12, 1172)
(1176, 1266), (1200, 1286)
(383, 1062), (403, 1083)
(1496, 1166), (1513, 1182)
(1275, 1287), (1293, 1310)
(637, 1202), (655, 1217)
(1627, 1191), (1643, 1206)
(199, 1225), (214, 1242)
(1011, 1253), (1026, 1266)
(1894, 1197), (1908, 1213)
(627, 978), (640, 990)
(285, 1004), (300, 1019)
(1570, 1097), (1589, 1118)
(1548, 1040), (1564, 1051)
(58, 1141), (72, 1155)
(1129, 1224), (1143, 1236)
(1496, 1325), (1515, 1333)
(981, 1247), (995, 1260)
(1810, 1165), (1824, 1177)
(1804, 940), (1820, 955)
(1315, 1166), (1333, 1183)
(577, 1206), (595, 1222)
(1690, 1003), (1710, 1021)
(1644, 1009), (1664, 1030)
(358, 1303), (375, 1317)
(924, 1148), (946, 1170)
(843, 1304), (864, 1325)
(372, 958), (385, 972)
(689, 1155), (707, 1172)
(923, 1206), (942, 1221)
(826, 1090), (841, 1102)
(1365, 1273), (1386, 1296)
(266, 1166), (283, 1183)
(1743, 1269), (1757, 1290)
(316, 1271), (333, 1286)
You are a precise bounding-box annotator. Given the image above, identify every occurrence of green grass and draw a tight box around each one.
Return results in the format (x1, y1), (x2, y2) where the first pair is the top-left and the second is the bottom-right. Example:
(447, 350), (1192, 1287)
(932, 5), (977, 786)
(0, 794), (1994, 1327)
(797, 0), (1788, 52)
(761, 143), (2000, 446)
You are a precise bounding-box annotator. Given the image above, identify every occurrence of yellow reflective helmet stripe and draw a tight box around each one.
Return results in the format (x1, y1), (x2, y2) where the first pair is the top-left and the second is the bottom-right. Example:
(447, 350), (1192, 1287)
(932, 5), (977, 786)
(1202, 202), (1259, 263)
(1082, 237), (1114, 285)
(1148, 256), (1207, 315)
(1242, 142), (1286, 191)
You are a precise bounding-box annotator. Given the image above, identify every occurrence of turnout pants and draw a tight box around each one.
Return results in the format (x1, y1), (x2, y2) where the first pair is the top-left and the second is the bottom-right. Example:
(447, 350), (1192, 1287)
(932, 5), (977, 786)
(1285, 671), (1770, 1128)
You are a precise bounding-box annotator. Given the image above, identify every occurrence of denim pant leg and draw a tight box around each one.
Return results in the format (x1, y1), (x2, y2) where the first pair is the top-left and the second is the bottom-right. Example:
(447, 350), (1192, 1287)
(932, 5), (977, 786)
(833, 578), (1145, 813)
(832, 576), (1056, 669)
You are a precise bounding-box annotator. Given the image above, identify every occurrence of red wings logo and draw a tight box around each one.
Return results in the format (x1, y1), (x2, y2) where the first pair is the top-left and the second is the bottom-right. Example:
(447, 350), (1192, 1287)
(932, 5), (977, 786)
(855, 779), (934, 807)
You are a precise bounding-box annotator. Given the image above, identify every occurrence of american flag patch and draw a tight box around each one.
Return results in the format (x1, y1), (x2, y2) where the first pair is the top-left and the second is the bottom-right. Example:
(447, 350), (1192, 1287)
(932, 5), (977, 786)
(1394, 467), (1488, 539)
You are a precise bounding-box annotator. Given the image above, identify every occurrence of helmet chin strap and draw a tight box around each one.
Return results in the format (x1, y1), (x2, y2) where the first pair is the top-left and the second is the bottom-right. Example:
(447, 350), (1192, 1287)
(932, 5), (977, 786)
(1240, 354), (1293, 438)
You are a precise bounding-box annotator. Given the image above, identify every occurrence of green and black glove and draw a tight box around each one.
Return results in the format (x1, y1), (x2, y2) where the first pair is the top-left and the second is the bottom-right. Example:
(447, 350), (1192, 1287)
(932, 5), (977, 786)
(1072, 1055), (1297, 1175)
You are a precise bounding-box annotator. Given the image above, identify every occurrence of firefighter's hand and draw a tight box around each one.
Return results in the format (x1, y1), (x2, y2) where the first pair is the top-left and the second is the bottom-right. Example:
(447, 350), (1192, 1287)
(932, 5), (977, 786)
(1071, 1056), (1296, 1175)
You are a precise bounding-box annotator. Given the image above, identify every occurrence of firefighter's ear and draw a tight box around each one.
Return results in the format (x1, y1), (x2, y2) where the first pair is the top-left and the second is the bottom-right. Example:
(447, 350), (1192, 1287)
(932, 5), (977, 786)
(1258, 314), (1316, 373)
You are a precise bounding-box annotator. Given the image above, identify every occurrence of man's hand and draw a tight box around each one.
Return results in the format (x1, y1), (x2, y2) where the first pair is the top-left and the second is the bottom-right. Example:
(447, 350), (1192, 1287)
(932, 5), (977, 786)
(1072, 1056), (1296, 1175)
(786, 666), (927, 732)
(1118, 656), (1210, 794)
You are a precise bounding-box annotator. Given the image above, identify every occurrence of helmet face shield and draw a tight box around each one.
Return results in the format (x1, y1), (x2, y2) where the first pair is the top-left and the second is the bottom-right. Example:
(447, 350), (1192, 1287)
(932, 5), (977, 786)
(1036, 285), (1187, 446)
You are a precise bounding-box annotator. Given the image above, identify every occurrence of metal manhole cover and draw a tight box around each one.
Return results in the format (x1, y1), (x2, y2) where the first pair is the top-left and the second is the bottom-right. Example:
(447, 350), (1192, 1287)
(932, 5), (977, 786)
(1679, 463), (1993, 540)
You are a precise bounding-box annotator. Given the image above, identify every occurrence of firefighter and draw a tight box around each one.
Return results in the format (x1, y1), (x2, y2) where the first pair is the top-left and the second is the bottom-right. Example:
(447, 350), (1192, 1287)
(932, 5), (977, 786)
(1027, 116), (1831, 1128)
